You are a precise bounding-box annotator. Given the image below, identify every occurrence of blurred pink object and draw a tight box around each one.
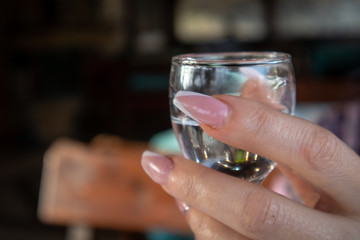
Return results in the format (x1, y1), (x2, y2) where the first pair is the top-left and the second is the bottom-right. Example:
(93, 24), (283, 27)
(38, 136), (189, 234)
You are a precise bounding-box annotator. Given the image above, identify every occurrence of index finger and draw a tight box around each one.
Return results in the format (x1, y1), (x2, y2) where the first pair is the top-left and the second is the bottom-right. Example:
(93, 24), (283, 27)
(203, 95), (360, 212)
(173, 91), (360, 212)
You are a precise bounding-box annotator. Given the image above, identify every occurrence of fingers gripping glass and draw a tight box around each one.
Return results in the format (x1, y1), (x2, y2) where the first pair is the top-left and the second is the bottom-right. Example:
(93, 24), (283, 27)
(169, 52), (296, 184)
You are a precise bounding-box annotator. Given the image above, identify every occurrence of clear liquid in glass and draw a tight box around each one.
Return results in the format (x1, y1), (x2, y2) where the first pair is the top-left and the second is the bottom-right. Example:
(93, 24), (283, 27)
(172, 117), (276, 184)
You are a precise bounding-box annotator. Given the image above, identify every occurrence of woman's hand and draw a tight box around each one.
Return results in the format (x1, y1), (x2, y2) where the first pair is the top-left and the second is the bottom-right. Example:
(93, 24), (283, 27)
(141, 93), (360, 240)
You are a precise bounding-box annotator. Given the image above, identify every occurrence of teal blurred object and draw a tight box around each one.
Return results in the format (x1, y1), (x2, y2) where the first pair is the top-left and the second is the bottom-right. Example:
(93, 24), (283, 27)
(129, 73), (169, 92)
(310, 43), (360, 76)
(149, 128), (181, 154)
(147, 229), (194, 240)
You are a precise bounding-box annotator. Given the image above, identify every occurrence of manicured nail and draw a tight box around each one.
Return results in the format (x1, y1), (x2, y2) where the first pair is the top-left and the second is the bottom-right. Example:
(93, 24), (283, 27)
(175, 199), (190, 215)
(141, 151), (173, 185)
(173, 91), (230, 128)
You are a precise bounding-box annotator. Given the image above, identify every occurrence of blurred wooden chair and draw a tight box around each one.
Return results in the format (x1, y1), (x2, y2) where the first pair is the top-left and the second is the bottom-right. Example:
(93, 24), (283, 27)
(38, 135), (190, 240)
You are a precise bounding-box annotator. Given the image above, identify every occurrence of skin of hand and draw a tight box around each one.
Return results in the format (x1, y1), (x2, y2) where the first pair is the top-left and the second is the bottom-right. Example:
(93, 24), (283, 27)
(141, 94), (360, 240)
(239, 67), (287, 111)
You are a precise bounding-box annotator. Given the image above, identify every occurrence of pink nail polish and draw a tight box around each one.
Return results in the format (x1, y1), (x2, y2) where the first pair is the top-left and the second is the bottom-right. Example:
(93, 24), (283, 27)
(141, 151), (173, 185)
(173, 91), (229, 128)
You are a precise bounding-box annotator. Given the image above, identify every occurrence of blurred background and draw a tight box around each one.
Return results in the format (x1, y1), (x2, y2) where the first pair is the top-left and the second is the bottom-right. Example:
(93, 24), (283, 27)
(0, 0), (360, 239)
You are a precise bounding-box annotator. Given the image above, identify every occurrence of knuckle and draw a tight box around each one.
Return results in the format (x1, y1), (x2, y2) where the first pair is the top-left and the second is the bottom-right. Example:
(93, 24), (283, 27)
(176, 167), (207, 202)
(300, 126), (340, 171)
(243, 104), (273, 139)
(237, 190), (283, 236)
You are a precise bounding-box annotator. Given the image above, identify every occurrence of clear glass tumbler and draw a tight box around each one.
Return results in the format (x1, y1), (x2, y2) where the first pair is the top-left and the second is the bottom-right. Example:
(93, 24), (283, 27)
(169, 52), (296, 184)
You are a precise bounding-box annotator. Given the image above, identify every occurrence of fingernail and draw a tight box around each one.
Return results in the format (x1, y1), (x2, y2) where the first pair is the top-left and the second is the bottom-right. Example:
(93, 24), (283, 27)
(175, 199), (190, 215)
(141, 151), (173, 185)
(173, 91), (229, 128)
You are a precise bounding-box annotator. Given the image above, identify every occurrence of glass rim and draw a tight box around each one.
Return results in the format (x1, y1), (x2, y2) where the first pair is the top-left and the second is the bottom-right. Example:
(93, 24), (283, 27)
(172, 51), (292, 66)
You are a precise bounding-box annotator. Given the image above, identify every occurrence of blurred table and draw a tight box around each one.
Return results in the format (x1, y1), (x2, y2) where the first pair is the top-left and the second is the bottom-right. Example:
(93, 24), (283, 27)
(38, 135), (190, 239)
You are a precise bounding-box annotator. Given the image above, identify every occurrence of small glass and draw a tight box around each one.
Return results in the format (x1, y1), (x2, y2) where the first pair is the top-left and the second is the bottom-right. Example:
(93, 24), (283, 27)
(169, 52), (296, 184)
